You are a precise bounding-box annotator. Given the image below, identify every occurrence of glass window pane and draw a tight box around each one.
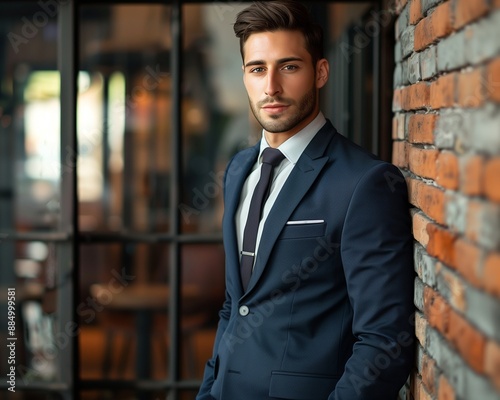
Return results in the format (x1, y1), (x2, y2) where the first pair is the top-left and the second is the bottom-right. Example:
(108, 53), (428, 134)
(180, 243), (224, 380)
(0, 2), (60, 233)
(79, 4), (172, 233)
(79, 243), (169, 381)
(180, 4), (258, 234)
(0, 240), (66, 385)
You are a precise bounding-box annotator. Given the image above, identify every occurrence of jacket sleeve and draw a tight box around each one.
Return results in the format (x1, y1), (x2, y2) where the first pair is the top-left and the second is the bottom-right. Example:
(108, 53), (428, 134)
(196, 289), (232, 400)
(330, 163), (415, 400)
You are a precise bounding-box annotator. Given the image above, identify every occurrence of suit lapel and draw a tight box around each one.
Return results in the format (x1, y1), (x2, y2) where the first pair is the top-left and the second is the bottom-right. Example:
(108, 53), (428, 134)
(222, 144), (259, 294)
(244, 122), (336, 294)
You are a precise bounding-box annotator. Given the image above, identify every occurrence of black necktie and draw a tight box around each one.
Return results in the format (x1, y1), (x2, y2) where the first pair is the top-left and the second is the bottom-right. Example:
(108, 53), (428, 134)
(240, 147), (285, 291)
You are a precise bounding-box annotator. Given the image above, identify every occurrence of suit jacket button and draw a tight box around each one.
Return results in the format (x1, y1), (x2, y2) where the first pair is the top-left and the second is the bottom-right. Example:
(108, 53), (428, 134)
(239, 305), (249, 316)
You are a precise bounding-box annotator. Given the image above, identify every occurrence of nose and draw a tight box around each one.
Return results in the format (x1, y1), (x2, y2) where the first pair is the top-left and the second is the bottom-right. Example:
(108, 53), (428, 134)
(265, 69), (281, 97)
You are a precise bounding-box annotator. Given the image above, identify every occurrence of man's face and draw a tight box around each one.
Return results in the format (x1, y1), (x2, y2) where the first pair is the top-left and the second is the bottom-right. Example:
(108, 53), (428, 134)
(242, 30), (328, 143)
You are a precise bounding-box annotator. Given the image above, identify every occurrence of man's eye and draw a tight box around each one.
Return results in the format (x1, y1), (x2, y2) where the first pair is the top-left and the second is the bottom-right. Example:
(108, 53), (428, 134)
(250, 67), (265, 73)
(282, 65), (298, 71)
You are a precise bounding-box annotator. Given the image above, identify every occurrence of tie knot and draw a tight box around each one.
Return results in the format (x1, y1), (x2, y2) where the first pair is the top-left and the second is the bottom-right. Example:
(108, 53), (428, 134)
(261, 147), (285, 167)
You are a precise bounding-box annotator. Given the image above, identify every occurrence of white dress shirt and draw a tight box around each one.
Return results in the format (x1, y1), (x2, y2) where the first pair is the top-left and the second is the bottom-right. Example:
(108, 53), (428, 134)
(236, 112), (327, 261)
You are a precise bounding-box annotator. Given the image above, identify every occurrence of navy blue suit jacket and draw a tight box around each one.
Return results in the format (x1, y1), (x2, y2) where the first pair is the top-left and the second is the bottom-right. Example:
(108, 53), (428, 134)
(197, 120), (415, 399)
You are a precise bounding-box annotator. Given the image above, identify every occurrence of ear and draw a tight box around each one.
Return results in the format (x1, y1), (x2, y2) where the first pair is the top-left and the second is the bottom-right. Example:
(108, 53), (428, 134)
(315, 59), (329, 89)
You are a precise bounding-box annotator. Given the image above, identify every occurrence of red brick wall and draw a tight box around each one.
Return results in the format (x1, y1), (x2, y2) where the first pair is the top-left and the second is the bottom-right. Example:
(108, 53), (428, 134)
(392, 0), (500, 399)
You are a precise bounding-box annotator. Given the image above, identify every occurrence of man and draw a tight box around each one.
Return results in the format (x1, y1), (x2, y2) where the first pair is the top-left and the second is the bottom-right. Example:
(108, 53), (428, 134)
(197, 1), (415, 399)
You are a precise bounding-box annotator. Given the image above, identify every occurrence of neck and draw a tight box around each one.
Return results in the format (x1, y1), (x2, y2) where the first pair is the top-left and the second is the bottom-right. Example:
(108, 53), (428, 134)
(264, 110), (320, 148)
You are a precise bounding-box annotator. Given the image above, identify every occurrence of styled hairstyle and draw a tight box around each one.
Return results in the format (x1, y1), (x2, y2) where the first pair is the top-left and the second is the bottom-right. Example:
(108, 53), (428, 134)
(233, 0), (324, 66)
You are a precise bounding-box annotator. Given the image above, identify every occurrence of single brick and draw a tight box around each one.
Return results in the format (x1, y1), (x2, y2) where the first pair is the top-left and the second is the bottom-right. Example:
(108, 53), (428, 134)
(448, 309), (486, 373)
(402, 25), (416, 57)
(430, 73), (456, 109)
(422, 0), (444, 15)
(437, 151), (459, 189)
(445, 192), (467, 234)
(466, 10), (500, 65)
(393, 115), (398, 140)
(398, 3), (411, 38)
(460, 154), (484, 196)
(410, 0), (424, 24)
(415, 311), (428, 347)
(395, 40), (403, 64)
(415, 239), (438, 286)
(453, 0), (490, 30)
(454, 238), (482, 287)
(457, 67), (485, 108)
(402, 59), (410, 86)
(402, 82), (431, 110)
(421, 45), (438, 80)
(408, 179), (447, 224)
(414, 211), (431, 246)
(409, 52), (422, 83)
(483, 252), (500, 297)
(437, 31), (467, 72)
(469, 103), (500, 155)
(393, 140), (409, 168)
(434, 110), (462, 149)
(424, 285), (451, 335)
(436, 265), (467, 312)
(427, 223), (457, 266)
(409, 113), (437, 143)
(438, 374), (456, 400)
(466, 200), (500, 250)
(413, 375), (433, 400)
(394, 62), (403, 88)
(415, 1), (453, 51)
(409, 146), (439, 179)
(393, 113), (406, 140)
(484, 340), (500, 390)
(415, 276), (426, 311)
(421, 353), (437, 395)
(465, 284), (500, 344)
(487, 57), (500, 103)
(393, 88), (403, 111)
(465, 199), (486, 245)
(483, 158), (500, 203)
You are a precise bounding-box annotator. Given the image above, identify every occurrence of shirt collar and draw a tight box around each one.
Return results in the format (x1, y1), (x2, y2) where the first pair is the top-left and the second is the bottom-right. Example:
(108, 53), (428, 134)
(258, 111), (326, 165)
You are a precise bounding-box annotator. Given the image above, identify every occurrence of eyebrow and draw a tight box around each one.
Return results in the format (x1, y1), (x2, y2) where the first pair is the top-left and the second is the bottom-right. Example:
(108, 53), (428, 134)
(244, 57), (304, 68)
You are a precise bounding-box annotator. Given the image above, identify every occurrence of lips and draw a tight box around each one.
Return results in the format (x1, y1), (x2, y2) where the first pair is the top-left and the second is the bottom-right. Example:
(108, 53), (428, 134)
(262, 104), (289, 114)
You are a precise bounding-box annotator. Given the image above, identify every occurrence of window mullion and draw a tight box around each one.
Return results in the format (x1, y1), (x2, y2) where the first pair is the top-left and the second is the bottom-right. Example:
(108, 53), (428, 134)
(169, 0), (183, 398)
(58, 0), (78, 397)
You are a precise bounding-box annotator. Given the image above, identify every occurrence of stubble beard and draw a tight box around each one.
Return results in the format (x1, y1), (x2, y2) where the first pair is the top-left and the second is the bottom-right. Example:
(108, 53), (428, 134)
(249, 85), (317, 134)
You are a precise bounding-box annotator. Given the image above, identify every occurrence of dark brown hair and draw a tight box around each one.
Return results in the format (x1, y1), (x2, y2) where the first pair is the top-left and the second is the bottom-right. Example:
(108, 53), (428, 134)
(233, 1), (324, 65)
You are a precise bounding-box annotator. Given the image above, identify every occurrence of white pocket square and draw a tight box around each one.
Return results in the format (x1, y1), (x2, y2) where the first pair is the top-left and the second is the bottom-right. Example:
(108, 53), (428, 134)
(286, 219), (324, 225)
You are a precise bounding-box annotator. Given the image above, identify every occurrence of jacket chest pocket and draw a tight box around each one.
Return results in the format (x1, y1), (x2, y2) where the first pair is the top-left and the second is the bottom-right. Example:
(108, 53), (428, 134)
(278, 221), (326, 240)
